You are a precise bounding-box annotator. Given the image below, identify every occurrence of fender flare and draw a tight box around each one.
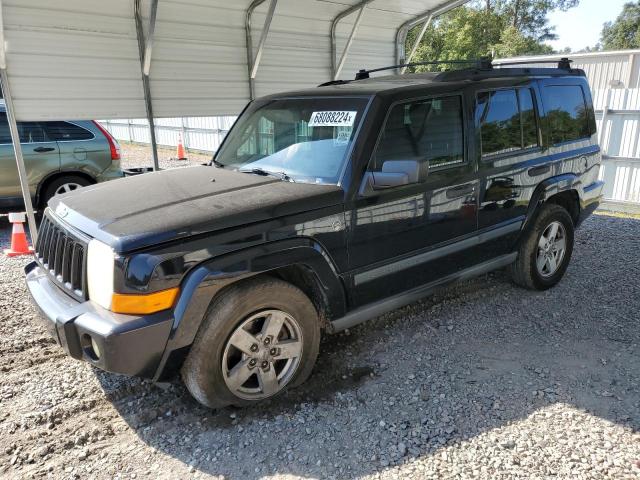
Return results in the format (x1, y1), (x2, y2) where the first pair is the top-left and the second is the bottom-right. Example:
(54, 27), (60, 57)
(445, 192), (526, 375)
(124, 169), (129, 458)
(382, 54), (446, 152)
(160, 237), (346, 364)
(523, 173), (582, 231)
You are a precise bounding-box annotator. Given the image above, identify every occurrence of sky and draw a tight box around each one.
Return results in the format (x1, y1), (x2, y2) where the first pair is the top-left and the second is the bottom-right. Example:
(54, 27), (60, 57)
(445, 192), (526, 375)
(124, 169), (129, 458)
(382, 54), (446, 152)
(545, 0), (629, 52)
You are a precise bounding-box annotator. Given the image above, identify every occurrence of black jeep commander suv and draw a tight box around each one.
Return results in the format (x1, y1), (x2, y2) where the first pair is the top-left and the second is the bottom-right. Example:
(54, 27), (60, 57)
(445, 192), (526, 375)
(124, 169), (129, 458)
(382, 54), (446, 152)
(26, 60), (603, 408)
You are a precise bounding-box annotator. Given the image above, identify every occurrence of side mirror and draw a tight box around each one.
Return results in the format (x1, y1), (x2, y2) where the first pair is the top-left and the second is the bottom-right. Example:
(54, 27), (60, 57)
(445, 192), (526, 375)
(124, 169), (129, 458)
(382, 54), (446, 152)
(359, 160), (420, 196)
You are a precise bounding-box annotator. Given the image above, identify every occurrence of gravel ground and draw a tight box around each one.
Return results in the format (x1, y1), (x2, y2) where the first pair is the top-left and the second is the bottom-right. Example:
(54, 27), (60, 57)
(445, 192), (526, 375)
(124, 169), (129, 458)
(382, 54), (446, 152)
(0, 188), (639, 478)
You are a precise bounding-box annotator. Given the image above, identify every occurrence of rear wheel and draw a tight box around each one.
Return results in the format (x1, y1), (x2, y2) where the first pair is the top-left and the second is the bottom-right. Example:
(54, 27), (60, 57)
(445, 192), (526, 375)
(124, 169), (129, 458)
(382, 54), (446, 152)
(510, 203), (574, 290)
(181, 277), (320, 409)
(41, 175), (91, 207)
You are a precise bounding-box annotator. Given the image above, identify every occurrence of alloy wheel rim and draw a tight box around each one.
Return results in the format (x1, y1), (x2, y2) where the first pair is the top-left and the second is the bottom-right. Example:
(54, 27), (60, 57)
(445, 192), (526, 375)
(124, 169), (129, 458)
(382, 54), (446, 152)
(222, 309), (303, 400)
(54, 182), (82, 195)
(536, 221), (567, 278)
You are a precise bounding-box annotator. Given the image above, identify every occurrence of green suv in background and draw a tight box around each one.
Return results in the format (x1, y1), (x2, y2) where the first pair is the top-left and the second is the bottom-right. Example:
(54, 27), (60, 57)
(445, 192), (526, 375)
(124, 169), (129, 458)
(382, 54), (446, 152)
(0, 105), (124, 211)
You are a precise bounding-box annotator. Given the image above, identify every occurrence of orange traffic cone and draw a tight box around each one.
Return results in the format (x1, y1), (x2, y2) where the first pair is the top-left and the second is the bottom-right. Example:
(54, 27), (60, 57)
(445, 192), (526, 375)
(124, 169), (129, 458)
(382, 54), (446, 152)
(4, 212), (34, 257)
(176, 133), (187, 161)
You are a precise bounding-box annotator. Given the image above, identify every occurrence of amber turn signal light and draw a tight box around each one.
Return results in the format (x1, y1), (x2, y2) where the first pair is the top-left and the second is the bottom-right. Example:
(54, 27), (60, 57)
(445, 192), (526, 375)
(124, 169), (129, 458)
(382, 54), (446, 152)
(110, 287), (179, 315)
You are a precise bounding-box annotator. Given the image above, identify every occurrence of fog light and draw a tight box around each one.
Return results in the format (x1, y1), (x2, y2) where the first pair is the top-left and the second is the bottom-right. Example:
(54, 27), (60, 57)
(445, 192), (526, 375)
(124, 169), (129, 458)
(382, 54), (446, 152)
(82, 334), (101, 361)
(90, 337), (101, 360)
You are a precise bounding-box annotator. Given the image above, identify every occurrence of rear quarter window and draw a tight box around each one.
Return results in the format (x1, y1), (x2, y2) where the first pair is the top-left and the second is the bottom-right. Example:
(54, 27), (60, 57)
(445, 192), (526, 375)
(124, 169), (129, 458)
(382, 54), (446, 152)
(542, 85), (593, 145)
(44, 122), (94, 141)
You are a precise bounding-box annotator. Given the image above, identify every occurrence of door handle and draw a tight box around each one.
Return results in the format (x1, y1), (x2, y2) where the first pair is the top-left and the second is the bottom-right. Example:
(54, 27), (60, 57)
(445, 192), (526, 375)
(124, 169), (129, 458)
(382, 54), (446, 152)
(33, 147), (55, 153)
(446, 184), (475, 199)
(528, 165), (550, 177)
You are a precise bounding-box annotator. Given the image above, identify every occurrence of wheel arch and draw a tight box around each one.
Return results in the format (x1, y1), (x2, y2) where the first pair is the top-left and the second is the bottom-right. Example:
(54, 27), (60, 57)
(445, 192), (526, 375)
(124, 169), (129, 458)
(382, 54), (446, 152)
(524, 173), (582, 231)
(153, 238), (347, 380)
(546, 190), (580, 225)
(36, 170), (96, 208)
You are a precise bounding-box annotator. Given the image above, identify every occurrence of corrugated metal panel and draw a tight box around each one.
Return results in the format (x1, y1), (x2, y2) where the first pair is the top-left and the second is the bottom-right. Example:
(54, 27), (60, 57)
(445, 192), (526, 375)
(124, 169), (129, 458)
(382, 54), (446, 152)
(4, 0), (144, 121)
(3, 0), (460, 121)
(496, 50), (640, 90)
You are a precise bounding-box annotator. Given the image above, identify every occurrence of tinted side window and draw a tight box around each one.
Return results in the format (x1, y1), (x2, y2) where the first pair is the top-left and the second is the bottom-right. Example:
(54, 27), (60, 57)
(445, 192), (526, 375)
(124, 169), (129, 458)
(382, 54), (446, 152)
(0, 114), (53, 143)
(372, 95), (464, 171)
(0, 113), (12, 143)
(45, 122), (94, 141)
(18, 122), (49, 143)
(542, 85), (591, 144)
(476, 90), (521, 157)
(477, 88), (540, 157)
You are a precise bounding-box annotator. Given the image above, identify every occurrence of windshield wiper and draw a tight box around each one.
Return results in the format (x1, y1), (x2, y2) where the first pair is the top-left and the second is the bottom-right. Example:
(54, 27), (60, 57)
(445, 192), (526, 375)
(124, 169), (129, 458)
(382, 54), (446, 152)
(239, 168), (295, 182)
(211, 158), (224, 168)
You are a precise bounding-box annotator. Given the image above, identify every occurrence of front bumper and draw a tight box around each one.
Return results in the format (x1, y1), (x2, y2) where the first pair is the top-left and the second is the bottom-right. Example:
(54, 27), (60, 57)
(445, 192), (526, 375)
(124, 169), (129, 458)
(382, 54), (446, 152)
(25, 261), (173, 378)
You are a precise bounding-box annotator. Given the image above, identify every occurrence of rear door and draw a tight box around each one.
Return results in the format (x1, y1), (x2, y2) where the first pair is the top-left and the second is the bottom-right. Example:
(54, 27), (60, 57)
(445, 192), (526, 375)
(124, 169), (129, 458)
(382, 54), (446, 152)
(0, 113), (60, 206)
(346, 93), (479, 307)
(475, 84), (543, 257)
(43, 121), (106, 176)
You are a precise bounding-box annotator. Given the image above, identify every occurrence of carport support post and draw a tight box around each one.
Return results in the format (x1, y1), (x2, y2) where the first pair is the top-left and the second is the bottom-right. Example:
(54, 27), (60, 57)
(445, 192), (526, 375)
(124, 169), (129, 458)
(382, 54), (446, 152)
(0, 1), (38, 243)
(400, 15), (433, 74)
(333, 5), (366, 80)
(134, 0), (160, 171)
(395, 0), (470, 69)
(246, 0), (278, 101)
(330, 0), (375, 81)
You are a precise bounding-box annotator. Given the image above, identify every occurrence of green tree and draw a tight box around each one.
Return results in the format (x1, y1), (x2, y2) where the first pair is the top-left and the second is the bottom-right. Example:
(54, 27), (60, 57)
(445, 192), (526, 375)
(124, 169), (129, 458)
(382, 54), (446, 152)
(600, 1), (640, 50)
(491, 25), (555, 57)
(488, 0), (579, 39)
(407, 0), (578, 70)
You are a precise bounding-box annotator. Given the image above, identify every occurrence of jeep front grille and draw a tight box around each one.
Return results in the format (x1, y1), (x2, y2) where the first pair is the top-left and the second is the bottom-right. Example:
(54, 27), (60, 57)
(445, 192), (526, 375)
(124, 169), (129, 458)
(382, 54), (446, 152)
(35, 212), (88, 300)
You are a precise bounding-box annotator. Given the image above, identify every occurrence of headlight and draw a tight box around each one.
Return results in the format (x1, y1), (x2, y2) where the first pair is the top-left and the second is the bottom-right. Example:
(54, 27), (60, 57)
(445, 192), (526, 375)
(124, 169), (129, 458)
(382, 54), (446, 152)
(87, 239), (115, 310)
(87, 239), (179, 315)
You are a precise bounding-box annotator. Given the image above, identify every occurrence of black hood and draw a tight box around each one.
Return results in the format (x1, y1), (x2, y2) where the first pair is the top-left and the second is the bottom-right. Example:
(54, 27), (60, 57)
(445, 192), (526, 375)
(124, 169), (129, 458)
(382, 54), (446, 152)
(50, 166), (343, 253)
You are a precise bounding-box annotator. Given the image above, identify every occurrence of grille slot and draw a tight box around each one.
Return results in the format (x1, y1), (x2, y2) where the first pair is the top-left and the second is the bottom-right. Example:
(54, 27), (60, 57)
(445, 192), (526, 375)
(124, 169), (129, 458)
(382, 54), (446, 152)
(35, 212), (88, 300)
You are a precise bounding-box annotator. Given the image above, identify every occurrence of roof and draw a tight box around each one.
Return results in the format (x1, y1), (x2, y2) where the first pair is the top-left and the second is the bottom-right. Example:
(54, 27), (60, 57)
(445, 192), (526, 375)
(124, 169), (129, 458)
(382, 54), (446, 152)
(0, 0), (472, 121)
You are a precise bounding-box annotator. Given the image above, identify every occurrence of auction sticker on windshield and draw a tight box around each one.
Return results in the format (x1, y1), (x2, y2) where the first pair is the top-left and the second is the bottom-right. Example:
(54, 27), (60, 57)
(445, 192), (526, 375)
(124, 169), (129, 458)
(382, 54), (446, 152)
(308, 111), (357, 127)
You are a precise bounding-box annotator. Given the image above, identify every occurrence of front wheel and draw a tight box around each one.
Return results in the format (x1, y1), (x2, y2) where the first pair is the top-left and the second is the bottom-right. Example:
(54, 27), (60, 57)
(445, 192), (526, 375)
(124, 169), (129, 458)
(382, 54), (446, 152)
(510, 203), (575, 290)
(181, 277), (320, 409)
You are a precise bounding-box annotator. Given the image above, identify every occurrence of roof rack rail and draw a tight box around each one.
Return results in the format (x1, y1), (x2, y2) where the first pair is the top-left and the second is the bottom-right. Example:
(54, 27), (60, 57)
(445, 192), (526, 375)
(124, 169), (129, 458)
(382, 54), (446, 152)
(493, 57), (573, 70)
(318, 79), (353, 87)
(354, 57), (492, 80)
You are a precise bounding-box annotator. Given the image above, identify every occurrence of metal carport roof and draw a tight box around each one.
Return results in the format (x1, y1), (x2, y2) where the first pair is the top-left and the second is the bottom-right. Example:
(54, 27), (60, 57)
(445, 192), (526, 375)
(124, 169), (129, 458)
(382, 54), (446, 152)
(0, 0), (469, 240)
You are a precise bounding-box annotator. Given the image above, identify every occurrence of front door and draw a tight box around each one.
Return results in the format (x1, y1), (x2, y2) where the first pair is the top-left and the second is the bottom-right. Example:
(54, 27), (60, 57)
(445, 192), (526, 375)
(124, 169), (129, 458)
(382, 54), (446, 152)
(346, 94), (479, 307)
(0, 113), (60, 207)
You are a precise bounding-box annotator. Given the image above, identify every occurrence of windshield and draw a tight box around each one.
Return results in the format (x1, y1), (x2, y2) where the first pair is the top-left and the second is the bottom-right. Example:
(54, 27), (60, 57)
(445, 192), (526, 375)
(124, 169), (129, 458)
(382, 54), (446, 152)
(215, 97), (369, 184)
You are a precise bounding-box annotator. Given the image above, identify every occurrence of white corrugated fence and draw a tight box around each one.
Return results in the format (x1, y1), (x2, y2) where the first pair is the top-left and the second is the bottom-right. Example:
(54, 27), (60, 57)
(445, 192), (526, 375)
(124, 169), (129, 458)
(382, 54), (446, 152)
(101, 116), (237, 153)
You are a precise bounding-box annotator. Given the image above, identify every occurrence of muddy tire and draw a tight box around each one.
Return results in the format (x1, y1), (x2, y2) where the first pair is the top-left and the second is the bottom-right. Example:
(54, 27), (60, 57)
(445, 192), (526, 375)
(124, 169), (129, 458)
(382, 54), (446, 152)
(510, 203), (574, 290)
(181, 276), (320, 409)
